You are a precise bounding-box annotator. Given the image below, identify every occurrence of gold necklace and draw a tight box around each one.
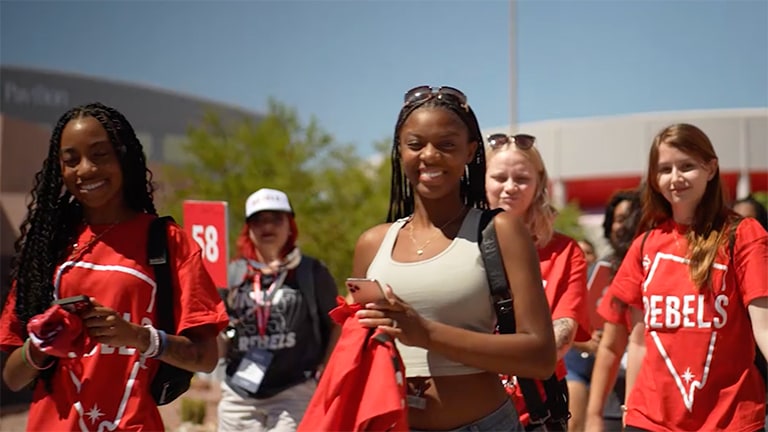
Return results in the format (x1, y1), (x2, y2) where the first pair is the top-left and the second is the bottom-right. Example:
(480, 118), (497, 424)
(407, 208), (467, 256)
(69, 221), (119, 261)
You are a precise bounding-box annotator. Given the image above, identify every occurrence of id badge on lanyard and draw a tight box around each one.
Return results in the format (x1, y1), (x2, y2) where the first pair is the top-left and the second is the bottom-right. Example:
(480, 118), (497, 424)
(251, 271), (288, 337)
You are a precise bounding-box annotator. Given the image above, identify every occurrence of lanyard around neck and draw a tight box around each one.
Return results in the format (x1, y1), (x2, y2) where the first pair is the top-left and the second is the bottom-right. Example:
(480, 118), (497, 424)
(252, 270), (288, 337)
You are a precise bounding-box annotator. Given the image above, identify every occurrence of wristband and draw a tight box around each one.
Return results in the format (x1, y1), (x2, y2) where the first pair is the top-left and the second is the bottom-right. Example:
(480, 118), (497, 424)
(22, 339), (54, 371)
(156, 330), (168, 358)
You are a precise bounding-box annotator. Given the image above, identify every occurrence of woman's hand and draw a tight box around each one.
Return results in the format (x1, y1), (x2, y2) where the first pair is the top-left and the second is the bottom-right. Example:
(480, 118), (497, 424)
(355, 285), (431, 348)
(81, 298), (144, 350)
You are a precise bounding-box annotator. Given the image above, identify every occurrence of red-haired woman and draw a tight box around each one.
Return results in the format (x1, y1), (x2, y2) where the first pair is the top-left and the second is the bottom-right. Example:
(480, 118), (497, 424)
(217, 188), (340, 432)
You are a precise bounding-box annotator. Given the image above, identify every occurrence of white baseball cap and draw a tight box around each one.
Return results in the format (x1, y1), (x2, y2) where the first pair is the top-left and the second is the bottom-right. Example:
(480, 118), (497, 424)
(245, 188), (293, 219)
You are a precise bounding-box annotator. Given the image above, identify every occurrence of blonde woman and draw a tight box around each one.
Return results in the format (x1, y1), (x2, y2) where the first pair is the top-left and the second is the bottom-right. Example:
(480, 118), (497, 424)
(485, 134), (591, 430)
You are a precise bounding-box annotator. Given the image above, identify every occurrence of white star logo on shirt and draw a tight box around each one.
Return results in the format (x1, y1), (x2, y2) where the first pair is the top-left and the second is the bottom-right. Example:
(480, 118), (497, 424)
(86, 404), (104, 424)
(681, 367), (695, 384)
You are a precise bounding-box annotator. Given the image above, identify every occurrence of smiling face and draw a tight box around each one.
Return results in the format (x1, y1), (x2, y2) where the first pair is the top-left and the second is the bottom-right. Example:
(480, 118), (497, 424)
(485, 148), (540, 217)
(398, 107), (477, 201)
(60, 116), (127, 221)
(655, 141), (716, 220)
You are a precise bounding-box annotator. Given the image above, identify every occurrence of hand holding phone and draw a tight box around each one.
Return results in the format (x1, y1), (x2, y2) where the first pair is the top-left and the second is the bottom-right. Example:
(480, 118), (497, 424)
(52, 295), (92, 314)
(345, 278), (385, 305)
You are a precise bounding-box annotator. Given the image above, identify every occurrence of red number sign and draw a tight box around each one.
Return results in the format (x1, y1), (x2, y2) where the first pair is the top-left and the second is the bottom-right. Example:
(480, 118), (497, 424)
(182, 200), (229, 288)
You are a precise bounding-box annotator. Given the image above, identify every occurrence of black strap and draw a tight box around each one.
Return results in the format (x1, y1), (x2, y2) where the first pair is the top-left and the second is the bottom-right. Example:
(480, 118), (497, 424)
(148, 216), (177, 334)
(295, 256), (322, 348)
(479, 209), (515, 330)
(478, 209), (568, 425)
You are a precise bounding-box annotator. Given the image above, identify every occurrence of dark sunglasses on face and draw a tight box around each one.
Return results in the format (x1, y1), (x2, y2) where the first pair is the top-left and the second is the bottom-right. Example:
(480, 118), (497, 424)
(487, 133), (536, 150)
(403, 85), (468, 108)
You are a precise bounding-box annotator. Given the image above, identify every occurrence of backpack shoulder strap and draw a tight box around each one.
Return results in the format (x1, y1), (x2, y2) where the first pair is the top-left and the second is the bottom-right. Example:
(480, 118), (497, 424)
(477, 209), (515, 331)
(477, 209), (568, 424)
(728, 217), (743, 261)
(147, 216), (177, 334)
(639, 229), (652, 258)
(296, 256), (322, 348)
(228, 259), (249, 288)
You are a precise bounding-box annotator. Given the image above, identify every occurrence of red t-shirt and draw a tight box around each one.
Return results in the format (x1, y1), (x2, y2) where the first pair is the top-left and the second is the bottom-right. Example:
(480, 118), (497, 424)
(0, 214), (229, 432)
(608, 218), (768, 432)
(597, 269), (632, 330)
(510, 232), (590, 425)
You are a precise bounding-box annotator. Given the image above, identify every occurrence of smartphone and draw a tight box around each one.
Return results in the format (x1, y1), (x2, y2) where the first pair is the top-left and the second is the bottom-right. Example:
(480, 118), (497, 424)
(52, 295), (92, 314)
(345, 278), (385, 305)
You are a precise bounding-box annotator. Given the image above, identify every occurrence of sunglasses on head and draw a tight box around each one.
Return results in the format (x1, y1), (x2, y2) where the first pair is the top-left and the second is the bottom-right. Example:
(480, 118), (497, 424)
(403, 86), (468, 108)
(487, 133), (536, 150)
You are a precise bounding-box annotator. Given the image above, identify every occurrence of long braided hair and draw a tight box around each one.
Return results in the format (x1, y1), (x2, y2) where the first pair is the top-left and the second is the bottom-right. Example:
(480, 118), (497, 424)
(386, 90), (488, 222)
(9, 102), (157, 389)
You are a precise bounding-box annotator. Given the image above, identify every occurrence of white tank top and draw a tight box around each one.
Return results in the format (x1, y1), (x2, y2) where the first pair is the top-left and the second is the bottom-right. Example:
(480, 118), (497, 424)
(366, 208), (496, 377)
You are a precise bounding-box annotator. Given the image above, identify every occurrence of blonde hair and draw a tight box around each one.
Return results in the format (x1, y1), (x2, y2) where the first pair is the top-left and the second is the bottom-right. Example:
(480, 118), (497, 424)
(487, 144), (557, 247)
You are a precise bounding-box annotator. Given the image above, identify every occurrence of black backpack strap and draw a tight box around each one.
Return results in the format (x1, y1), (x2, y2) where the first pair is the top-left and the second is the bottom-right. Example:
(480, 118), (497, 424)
(639, 229), (651, 259)
(148, 216), (177, 334)
(478, 209), (515, 331)
(477, 209), (568, 427)
(296, 256), (322, 348)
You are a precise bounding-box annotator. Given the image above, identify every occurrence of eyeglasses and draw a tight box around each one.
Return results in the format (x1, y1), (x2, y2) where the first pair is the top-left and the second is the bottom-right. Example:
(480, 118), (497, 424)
(487, 133), (536, 150)
(403, 86), (468, 107)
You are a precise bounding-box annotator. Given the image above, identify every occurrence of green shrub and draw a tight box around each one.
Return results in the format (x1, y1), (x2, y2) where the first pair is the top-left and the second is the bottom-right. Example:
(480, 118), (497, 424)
(180, 398), (206, 425)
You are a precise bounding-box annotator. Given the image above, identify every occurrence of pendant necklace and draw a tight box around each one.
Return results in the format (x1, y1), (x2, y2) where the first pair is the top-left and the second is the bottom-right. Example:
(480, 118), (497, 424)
(69, 220), (120, 261)
(407, 208), (466, 256)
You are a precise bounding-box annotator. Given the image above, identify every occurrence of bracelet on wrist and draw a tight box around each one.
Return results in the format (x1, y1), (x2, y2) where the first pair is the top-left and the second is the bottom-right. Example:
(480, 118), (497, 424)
(156, 330), (168, 358)
(22, 339), (54, 371)
(140, 325), (160, 358)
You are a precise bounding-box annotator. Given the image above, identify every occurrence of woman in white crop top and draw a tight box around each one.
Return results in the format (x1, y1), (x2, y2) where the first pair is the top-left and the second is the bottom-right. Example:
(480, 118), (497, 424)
(351, 85), (557, 432)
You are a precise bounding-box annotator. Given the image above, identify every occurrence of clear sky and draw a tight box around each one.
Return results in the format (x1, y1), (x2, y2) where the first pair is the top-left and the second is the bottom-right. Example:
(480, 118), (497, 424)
(2, 0), (766, 156)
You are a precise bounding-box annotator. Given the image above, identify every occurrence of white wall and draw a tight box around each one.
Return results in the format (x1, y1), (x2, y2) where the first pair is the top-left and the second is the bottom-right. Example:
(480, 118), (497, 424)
(484, 108), (768, 180)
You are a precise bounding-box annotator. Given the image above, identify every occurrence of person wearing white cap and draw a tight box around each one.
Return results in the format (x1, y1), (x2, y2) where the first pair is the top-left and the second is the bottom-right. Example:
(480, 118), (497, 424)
(217, 188), (340, 432)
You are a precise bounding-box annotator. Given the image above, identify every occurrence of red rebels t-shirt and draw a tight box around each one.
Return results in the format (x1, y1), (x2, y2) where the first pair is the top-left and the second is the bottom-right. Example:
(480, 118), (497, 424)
(0, 214), (229, 432)
(608, 218), (768, 432)
(510, 232), (590, 425)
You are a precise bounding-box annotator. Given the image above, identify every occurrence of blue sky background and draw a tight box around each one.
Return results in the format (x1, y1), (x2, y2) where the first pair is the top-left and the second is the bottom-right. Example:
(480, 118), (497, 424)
(2, 0), (766, 156)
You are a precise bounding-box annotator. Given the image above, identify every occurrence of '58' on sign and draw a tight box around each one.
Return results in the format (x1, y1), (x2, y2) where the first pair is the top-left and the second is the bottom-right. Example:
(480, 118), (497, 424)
(182, 200), (229, 288)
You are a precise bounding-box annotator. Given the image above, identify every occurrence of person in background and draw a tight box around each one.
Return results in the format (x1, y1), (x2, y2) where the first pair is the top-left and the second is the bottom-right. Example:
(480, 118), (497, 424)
(0, 102), (228, 431)
(217, 188), (340, 432)
(578, 239), (597, 267)
(604, 123), (767, 431)
(583, 189), (643, 432)
(733, 195), (768, 230)
(485, 133), (590, 430)
(732, 194), (768, 431)
(353, 85), (556, 432)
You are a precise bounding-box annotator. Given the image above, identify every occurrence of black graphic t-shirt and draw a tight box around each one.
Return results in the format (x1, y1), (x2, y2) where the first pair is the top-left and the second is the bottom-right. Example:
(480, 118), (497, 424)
(223, 257), (337, 399)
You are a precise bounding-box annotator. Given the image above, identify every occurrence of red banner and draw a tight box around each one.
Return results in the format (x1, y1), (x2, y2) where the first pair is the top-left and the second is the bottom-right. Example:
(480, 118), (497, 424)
(182, 200), (229, 288)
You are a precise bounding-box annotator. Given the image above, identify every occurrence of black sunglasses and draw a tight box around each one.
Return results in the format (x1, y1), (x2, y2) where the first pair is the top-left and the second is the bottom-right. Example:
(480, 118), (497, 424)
(403, 85), (468, 107)
(487, 133), (536, 150)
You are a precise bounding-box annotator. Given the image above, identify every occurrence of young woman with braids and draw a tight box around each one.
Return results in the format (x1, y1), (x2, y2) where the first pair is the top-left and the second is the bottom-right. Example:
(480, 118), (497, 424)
(484, 134), (591, 431)
(0, 102), (228, 431)
(598, 124), (767, 431)
(352, 85), (556, 431)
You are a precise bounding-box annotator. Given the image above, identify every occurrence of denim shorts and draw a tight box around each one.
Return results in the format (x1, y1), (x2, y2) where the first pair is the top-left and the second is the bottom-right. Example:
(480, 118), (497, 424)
(564, 348), (594, 385)
(411, 399), (523, 432)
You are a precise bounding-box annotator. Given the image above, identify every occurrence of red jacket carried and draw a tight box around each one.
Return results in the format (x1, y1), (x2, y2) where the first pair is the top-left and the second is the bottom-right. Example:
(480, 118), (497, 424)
(298, 298), (408, 432)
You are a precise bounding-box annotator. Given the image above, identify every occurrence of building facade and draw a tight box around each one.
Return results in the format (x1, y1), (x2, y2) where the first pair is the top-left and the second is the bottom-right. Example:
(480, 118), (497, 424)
(484, 108), (768, 252)
(1, 65), (263, 261)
